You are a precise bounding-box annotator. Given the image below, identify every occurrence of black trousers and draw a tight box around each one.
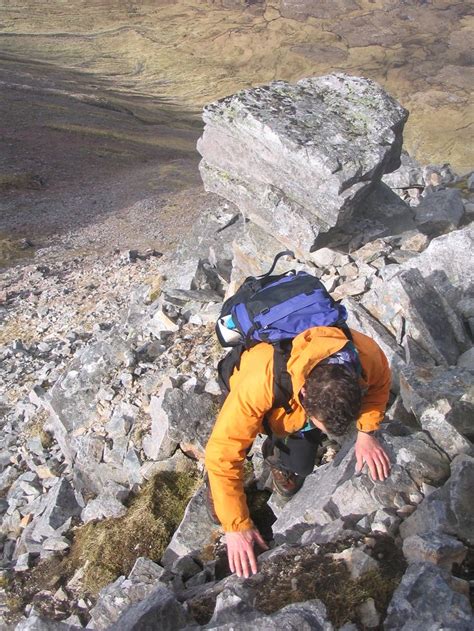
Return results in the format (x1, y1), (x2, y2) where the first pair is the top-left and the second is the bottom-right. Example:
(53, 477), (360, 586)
(263, 428), (324, 477)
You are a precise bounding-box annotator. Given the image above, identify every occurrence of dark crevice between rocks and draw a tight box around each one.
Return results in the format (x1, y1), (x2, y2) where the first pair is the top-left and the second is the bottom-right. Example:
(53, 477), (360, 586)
(453, 546), (474, 608)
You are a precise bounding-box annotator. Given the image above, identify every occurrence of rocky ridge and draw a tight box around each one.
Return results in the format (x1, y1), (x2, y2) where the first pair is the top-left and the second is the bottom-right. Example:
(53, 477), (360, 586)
(1, 74), (473, 630)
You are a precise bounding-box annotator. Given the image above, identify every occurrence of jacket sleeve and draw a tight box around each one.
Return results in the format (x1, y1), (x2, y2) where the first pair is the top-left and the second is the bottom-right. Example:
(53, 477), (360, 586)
(205, 365), (273, 533)
(356, 338), (392, 432)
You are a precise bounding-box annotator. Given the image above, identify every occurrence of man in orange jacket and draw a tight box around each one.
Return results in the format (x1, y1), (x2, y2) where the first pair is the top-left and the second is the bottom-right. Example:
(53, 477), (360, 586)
(205, 326), (392, 579)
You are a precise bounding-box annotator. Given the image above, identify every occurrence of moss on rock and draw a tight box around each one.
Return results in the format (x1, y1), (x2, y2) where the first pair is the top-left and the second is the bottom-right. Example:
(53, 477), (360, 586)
(64, 470), (199, 596)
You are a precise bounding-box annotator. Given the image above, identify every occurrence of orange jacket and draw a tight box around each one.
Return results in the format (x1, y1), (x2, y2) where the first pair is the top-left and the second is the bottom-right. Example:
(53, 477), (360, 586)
(205, 326), (391, 533)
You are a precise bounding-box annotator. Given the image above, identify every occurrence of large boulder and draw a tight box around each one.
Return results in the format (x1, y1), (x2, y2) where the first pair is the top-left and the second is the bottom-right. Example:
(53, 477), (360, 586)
(399, 365), (474, 458)
(399, 454), (474, 545)
(162, 387), (218, 455)
(361, 268), (468, 366)
(401, 223), (474, 293)
(161, 485), (220, 565)
(197, 74), (407, 254)
(343, 297), (405, 392)
(384, 562), (473, 630)
(272, 427), (449, 542)
(109, 584), (190, 631)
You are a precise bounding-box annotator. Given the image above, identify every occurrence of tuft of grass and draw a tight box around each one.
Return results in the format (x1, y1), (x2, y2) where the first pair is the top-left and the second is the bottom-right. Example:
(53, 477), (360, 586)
(63, 470), (199, 596)
(254, 538), (406, 628)
(0, 173), (43, 192)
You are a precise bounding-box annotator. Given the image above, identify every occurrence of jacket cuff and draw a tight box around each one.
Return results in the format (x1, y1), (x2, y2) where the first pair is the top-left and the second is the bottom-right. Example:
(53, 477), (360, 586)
(357, 412), (383, 433)
(222, 517), (254, 533)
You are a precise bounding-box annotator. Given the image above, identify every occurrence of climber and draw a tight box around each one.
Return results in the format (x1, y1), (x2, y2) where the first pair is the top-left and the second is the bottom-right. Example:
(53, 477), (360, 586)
(204, 325), (392, 579)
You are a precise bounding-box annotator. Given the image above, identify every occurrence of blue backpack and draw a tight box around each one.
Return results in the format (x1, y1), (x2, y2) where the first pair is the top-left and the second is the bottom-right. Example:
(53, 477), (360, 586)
(216, 251), (353, 414)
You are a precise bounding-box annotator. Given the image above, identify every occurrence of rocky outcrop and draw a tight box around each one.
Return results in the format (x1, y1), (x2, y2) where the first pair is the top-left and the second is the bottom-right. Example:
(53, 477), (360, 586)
(197, 74), (408, 254)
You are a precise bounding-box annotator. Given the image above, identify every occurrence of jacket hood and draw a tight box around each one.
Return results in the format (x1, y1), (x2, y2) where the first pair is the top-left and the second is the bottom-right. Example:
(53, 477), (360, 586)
(287, 326), (352, 402)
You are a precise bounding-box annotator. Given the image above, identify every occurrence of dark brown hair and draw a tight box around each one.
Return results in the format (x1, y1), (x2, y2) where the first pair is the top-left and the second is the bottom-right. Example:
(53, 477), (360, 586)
(303, 363), (362, 436)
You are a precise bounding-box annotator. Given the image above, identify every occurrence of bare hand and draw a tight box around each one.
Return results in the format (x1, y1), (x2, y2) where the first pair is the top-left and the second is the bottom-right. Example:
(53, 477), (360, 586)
(355, 432), (391, 481)
(225, 529), (269, 578)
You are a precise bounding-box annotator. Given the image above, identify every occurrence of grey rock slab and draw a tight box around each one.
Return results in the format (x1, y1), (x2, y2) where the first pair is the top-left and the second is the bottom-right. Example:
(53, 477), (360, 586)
(162, 388), (217, 454)
(418, 402), (473, 460)
(402, 532), (467, 570)
(109, 584), (189, 631)
(309, 247), (350, 269)
(206, 583), (259, 627)
(228, 220), (306, 289)
(300, 519), (360, 546)
(414, 188), (465, 236)
(160, 204), (241, 293)
(205, 598), (333, 630)
(30, 479), (81, 542)
(397, 230), (430, 253)
(140, 449), (196, 479)
(171, 554), (201, 580)
(90, 558), (165, 630)
(357, 598), (380, 628)
(81, 495), (127, 523)
(370, 509), (400, 536)
(105, 402), (138, 438)
(401, 223), (474, 293)
(331, 276), (368, 301)
(343, 297), (405, 392)
(142, 377), (178, 461)
(400, 364), (474, 445)
(14, 552), (31, 572)
(401, 335), (436, 369)
(161, 485), (220, 565)
(331, 547), (379, 579)
(457, 347), (474, 370)
(382, 150), (423, 190)
(198, 74), (407, 249)
(400, 454), (474, 545)
(272, 428), (449, 541)
(42, 537), (70, 552)
(384, 562), (473, 630)
(15, 615), (82, 630)
(361, 267), (466, 366)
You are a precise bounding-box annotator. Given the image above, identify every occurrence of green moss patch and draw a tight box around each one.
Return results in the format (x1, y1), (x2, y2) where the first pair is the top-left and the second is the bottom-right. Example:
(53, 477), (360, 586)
(64, 471), (199, 596)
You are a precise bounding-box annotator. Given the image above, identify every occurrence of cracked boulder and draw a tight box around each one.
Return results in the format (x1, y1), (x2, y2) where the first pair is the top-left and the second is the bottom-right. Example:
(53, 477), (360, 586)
(161, 485), (220, 565)
(110, 584), (190, 631)
(401, 223), (474, 293)
(400, 365), (474, 457)
(384, 562), (473, 630)
(197, 74), (407, 254)
(162, 387), (218, 455)
(361, 267), (468, 366)
(399, 454), (474, 545)
(272, 427), (449, 542)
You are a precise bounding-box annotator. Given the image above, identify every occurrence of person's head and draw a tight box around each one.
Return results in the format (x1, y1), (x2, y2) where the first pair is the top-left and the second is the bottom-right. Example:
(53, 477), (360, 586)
(301, 363), (362, 437)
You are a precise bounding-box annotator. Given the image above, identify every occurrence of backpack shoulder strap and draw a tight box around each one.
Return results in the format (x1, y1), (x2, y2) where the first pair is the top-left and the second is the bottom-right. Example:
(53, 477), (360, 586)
(216, 344), (245, 395)
(271, 339), (294, 414)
